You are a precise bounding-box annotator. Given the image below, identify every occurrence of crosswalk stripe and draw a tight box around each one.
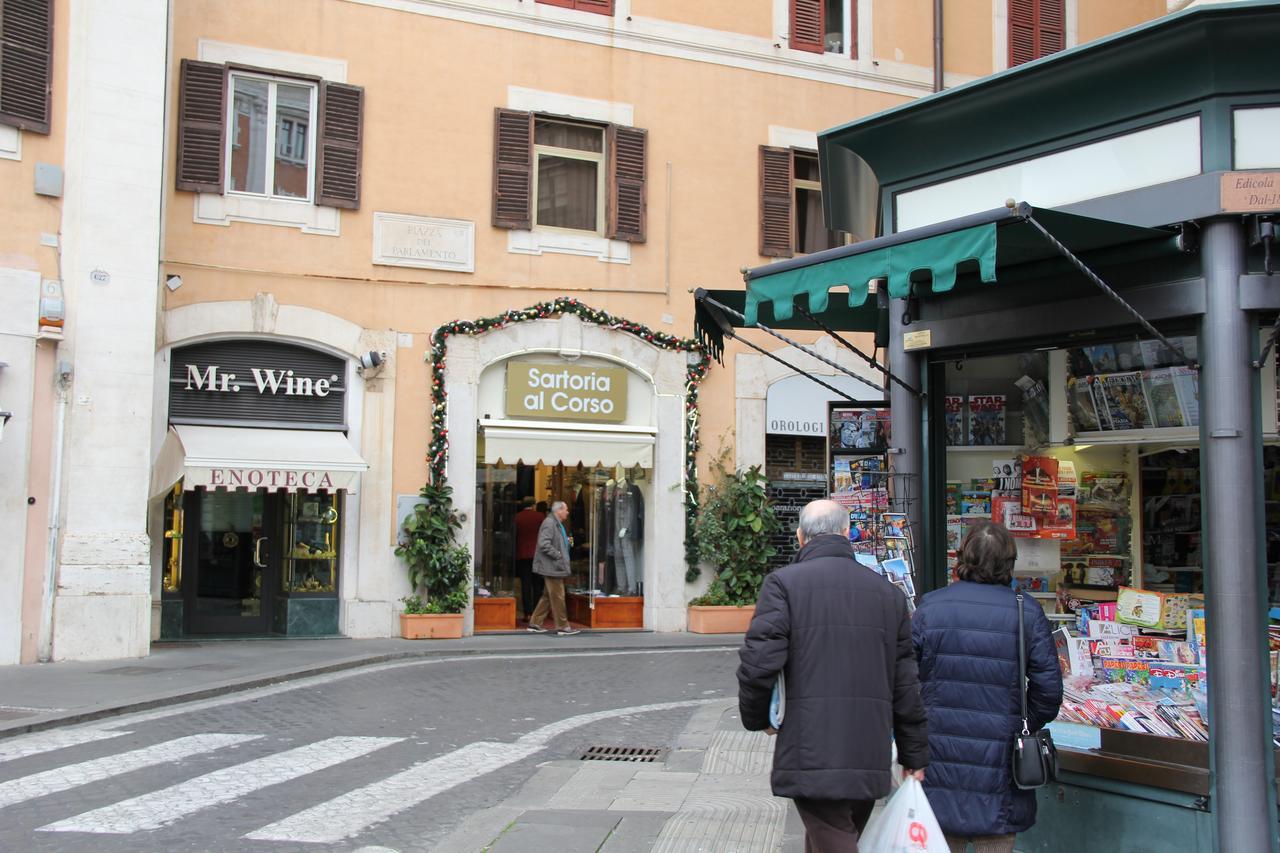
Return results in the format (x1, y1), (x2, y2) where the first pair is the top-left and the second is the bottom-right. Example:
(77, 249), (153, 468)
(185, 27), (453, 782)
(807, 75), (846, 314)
(37, 735), (402, 835)
(247, 698), (723, 844)
(0, 733), (260, 810)
(0, 728), (130, 763)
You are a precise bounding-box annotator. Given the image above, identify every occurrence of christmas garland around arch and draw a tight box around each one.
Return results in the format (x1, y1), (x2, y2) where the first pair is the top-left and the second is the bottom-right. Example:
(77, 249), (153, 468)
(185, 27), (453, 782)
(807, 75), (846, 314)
(427, 297), (710, 581)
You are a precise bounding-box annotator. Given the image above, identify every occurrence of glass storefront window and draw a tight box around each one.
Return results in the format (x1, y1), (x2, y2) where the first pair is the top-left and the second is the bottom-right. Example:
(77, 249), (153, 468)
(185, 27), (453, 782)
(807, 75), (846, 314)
(282, 492), (340, 593)
(475, 461), (649, 619)
(163, 483), (184, 594)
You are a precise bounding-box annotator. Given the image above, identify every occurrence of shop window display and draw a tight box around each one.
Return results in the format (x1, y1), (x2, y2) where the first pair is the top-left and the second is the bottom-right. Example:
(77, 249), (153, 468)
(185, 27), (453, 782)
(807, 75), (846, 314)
(281, 493), (340, 593)
(474, 460), (648, 630)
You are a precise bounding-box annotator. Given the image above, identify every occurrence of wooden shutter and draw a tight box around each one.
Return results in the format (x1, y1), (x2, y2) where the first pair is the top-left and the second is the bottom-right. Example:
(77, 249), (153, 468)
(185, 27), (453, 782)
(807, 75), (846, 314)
(0, 0), (54, 133)
(175, 59), (227, 193)
(607, 124), (646, 243)
(1009, 0), (1063, 67)
(789, 0), (824, 54)
(536, 0), (613, 12)
(759, 146), (793, 258)
(493, 108), (533, 230)
(316, 81), (364, 209)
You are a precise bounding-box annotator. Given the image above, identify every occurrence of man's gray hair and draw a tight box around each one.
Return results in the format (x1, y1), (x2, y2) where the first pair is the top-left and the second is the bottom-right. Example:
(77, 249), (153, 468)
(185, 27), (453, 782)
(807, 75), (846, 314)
(550, 500), (568, 513)
(798, 499), (851, 538)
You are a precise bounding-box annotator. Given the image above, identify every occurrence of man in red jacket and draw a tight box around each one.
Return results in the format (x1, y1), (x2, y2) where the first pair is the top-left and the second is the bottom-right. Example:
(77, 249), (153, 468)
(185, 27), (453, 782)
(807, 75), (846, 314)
(513, 498), (546, 620)
(738, 499), (928, 852)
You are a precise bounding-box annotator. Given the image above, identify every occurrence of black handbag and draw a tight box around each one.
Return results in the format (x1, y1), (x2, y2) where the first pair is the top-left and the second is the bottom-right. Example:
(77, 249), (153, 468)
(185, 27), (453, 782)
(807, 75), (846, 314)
(1012, 593), (1058, 790)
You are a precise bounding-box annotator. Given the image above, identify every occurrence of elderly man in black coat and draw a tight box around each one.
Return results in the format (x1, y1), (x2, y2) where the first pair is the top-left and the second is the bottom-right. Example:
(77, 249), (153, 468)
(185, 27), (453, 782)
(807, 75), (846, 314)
(738, 499), (929, 852)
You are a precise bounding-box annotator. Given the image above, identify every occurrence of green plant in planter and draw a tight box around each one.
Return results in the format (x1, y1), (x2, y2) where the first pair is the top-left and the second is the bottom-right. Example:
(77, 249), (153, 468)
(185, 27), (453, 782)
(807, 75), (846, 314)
(400, 595), (427, 615)
(689, 456), (779, 607)
(395, 481), (472, 615)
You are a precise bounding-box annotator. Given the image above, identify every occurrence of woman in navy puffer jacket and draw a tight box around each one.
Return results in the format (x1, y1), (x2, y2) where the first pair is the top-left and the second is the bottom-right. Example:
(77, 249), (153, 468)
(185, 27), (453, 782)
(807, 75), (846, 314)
(912, 520), (1063, 853)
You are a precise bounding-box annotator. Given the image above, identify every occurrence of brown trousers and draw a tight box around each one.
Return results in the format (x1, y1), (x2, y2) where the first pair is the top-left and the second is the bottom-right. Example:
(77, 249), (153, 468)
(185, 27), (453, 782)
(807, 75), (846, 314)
(793, 798), (875, 853)
(946, 834), (1017, 853)
(529, 576), (568, 630)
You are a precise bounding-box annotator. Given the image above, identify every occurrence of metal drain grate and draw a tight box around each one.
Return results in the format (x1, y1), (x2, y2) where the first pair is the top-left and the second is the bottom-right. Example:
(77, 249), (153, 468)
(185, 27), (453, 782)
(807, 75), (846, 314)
(580, 745), (668, 763)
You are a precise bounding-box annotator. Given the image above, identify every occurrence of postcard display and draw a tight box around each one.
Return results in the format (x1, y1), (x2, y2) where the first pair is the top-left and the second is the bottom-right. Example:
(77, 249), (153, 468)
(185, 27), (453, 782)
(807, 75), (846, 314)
(938, 337), (1274, 744)
(828, 403), (919, 607)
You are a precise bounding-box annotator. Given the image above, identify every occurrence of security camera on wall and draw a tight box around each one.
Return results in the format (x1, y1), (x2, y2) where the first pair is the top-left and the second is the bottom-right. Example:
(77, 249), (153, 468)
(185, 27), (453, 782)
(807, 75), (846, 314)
(358, 350), (387, 375)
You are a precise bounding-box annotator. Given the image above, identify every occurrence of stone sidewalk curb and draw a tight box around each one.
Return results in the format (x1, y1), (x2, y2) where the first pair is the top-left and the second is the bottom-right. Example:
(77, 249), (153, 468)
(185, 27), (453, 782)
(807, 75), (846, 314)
(1, 637), (741, 740)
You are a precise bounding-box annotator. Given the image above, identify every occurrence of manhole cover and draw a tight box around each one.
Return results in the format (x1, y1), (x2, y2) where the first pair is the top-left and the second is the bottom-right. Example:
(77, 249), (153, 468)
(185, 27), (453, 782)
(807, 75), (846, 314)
(580, 745), (667, 763)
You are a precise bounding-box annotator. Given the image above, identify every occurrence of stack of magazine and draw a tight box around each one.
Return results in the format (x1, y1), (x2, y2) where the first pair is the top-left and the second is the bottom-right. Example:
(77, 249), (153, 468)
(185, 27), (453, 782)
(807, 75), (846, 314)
(1067, 340), (1200, 433)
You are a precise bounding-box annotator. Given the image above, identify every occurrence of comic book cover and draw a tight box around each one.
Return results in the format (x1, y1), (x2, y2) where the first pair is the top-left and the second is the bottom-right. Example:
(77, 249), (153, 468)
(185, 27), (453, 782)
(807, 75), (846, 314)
(1021, 456), (1059, 517)
(1084, 555), (1128, 588)
(1090, 639), (1136, 658)
(944, 481), (962, 516)
(1040, 496), (1076, 539)
(1098, 658), (1151, 685)
(967, 395), (1006, 446)
(881, 512), (910, 542)
(1090, 377), (1114, 430)
(1067, 376), (1103, 433)
(831, 408), (890, 452)
(1082, 344), (1120, 374)
(991, 459), (1020, 492)
(961, 490), (992, 516)
(1012, 575), (1054, 594)
(1113, 341), (1144, 371)
(946, 516), (965, 551)
(944, 396), (965, 446)
(1061, 558), (1090, 586)
(993, 494), (1036, 535)
(1079, 471), (1129, 509)
(1142, 368), (1186, 428)
(1100, 372), (1155, 430)
(1171, 366), (1200, 427)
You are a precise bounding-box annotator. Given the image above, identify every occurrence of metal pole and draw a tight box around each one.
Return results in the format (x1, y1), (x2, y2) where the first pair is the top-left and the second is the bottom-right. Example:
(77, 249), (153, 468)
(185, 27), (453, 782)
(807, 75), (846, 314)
(932, 0), (944, 93)
(1200, 218), (1274, 853)
(888, 301), (923, 565)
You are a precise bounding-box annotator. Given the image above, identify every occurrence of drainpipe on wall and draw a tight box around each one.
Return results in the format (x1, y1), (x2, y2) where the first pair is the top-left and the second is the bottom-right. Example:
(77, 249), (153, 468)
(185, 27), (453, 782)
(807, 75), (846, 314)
(933, 0), (944, 92)
(38, 361), (71, 661)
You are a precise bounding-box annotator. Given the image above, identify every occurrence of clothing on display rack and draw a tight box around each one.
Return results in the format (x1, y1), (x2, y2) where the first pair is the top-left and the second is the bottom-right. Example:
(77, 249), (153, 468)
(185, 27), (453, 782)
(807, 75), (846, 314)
(612, 479), (645, 595)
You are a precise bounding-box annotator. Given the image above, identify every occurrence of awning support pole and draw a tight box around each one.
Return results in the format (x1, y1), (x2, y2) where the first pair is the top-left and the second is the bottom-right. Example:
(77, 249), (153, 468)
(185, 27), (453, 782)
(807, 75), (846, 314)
(793, 301), (923, 398)
(697, 292), (887, 399)
(715, 324), (865, 405)
(1022, 211), (1196, 368)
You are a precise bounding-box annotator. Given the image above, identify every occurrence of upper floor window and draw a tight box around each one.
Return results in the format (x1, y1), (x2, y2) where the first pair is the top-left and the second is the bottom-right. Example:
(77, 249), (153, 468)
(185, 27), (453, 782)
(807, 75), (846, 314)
(176, 59), (365, 210)
(1008, 0), (1065, 67)
(534, 118), (605, 233)
(493, 108), (647, 243)
(0, 0), (54, 135)
(790, 0), (856, 57)
(536, 0), (614, 15)
(229, 73), (316, 201)
(760, 146), (846, 258)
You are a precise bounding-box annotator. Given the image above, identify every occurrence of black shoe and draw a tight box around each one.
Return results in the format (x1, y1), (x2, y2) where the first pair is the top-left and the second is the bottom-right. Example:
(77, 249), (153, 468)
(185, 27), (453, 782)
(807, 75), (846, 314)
(527, 624), (548, 633)
(557, 628), (581, 636)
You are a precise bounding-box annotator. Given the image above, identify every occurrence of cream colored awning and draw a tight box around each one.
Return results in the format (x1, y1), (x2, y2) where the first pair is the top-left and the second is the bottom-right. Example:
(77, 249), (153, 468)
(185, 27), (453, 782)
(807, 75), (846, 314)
(150, 425), (368, 497)
(479, 419), (655, 468)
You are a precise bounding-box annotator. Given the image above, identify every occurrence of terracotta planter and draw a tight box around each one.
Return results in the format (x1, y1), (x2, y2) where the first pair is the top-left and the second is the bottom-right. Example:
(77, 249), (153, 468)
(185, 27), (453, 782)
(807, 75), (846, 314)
(687, 605), (755, 634)
(400, 612), (464, 639)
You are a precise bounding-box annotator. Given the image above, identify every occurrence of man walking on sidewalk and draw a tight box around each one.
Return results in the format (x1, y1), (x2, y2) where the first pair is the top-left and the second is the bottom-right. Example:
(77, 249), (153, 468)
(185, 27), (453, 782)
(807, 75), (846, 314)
(738, 499), (929, 852)
(527, 500), (580, 636)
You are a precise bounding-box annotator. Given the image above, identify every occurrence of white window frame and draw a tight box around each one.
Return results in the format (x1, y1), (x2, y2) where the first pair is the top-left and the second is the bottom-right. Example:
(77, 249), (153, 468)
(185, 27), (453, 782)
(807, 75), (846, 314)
(823, 0), (855, 58)
(532, 116), (607, 236)
(225, 70), (318, 205)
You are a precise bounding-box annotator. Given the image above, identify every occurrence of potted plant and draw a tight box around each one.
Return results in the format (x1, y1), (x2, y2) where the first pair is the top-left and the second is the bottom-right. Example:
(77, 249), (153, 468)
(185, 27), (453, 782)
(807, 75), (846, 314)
(688, 458), (779, 634)
(395, 481), (471, 639)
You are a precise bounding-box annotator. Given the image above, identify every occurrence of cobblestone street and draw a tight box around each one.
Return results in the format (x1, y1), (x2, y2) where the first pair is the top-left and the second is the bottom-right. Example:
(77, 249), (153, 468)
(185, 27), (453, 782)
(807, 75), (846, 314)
(0, 646), (776, 852)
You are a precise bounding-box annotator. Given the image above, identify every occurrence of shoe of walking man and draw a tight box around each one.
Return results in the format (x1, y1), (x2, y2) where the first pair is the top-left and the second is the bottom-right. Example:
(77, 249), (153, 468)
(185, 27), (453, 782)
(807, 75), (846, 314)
(527, 500), (580, 636)
(737, 499), (929, 852)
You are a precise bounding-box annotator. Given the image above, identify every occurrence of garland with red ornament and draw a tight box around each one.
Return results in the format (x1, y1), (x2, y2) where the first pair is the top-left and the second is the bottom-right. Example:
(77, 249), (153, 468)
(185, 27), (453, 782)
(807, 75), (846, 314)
(426, 297), (710, 581)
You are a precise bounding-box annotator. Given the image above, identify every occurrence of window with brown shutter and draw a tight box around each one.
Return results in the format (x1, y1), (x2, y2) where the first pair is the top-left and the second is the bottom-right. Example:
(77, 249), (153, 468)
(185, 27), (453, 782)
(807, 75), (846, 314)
(493, 108), (533, 230)
(176, 59), (227, 194)
(1009, 0), (1065, 67)
(789, 0), (824, 54)
(316, 81), (363, 209)
(607, 125), (646, 243)
(790, 1), (856, 57)
(760, 146), (794, 257)
(535, 0), (614, 14)
(0, 0), (54, 134)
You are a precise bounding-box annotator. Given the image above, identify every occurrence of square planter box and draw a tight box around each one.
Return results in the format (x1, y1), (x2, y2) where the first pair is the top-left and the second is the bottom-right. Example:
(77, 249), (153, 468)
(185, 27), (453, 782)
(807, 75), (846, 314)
(400, 612), (464, 639)
(688, 605), (755, 634)
(474, 596), (516, 631)
(566, 593), (644, 629)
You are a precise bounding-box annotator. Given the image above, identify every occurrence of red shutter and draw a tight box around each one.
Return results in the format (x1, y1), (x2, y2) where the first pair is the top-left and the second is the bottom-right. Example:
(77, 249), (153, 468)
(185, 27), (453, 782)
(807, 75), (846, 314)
(1036, 0), (1065, 57)
(316, 81), (364, 209)
(535, 0), (575, 7)
(607, 124), (646, 243)
(573, 0), (614, 14)
(0, 0), (54, 133)
(1008, 0), (1035, 67)
(175, 59), (227, 193)
(759, 146), (794, 258)
(789, 0), (824, 54)
(493, 108), (533, 230)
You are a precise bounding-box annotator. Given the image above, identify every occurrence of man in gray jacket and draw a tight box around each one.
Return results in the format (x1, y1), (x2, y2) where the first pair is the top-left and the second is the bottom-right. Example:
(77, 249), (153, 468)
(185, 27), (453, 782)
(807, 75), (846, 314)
(527, 500), (580, 636)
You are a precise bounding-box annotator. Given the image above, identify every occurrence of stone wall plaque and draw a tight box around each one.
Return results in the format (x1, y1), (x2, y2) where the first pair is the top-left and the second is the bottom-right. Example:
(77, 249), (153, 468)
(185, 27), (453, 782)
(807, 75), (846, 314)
(373, 212), (475, 273)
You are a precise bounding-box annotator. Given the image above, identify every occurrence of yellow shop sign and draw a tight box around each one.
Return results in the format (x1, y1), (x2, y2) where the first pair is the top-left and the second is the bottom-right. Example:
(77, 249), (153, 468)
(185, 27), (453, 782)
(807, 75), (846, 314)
(505, 361), (628, 423)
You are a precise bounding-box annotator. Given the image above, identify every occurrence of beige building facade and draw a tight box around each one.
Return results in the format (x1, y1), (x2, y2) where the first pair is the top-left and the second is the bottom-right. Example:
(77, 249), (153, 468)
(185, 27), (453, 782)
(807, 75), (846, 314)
(0, 0), (1166, 660)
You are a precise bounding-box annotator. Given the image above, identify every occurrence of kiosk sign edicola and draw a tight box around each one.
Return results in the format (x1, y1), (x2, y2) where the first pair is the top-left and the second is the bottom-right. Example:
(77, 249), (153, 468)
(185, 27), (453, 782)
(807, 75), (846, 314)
(505, 361), (628, 423)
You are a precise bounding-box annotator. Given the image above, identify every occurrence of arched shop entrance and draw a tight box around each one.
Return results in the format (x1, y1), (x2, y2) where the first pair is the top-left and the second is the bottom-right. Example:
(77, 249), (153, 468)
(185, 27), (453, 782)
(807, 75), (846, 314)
(440, 310), (696, 634)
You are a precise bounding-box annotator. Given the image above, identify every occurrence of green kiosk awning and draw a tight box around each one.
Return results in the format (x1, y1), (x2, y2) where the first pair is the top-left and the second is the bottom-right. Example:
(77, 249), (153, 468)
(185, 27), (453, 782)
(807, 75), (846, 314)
(741, 203), (1181, 326)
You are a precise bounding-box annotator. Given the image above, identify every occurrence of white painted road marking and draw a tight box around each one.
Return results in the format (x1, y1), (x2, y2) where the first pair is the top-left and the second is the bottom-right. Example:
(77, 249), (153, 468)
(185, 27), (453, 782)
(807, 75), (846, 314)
(0, 728), (131, 763)
(0, 733), (260, 809)
(246, 698), (723, 844)
(38, 735), (402, 834)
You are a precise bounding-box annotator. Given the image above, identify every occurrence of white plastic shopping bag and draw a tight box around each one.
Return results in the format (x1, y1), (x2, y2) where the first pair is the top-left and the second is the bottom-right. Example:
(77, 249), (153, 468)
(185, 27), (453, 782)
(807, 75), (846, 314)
(858, 777), (948, 853)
